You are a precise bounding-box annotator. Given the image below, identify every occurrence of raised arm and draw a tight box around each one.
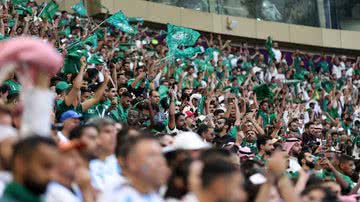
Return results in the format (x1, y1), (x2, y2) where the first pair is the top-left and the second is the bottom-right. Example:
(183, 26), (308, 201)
(81, 70), (110, 111)
(168, 90), (176, 130)
(64, 57), (86, 106)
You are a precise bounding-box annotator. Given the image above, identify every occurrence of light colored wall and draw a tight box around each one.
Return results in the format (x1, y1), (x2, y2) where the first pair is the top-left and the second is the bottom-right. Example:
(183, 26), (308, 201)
(42, 0), (360, 50)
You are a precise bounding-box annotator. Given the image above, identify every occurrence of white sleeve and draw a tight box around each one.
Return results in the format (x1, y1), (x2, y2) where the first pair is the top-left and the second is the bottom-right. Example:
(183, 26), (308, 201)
(20, 88), (54, 137)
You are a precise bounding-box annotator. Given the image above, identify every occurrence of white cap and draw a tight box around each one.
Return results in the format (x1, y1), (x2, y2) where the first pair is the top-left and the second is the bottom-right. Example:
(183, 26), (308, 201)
(163, 132), (211, 153)
(0, 125), (17, 142)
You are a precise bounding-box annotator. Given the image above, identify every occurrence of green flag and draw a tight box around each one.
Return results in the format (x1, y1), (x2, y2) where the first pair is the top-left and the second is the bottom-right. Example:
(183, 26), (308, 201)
(84, 34), (98, 49)
(11, 0), (28, 5)
(166, 24), (200, 48)
(88, 54), (104, 65)
(253, 84), (274, 101)
(39, 1), (59, 20)
(128, 17), (144, 23)
(58, 27), (71, 36)
(71, 1), (87, 17)
(106, 11), (137, 34)
(265, 36), (275, 64)
(174, 46), (203, 59)
(15, 4), (33, 15)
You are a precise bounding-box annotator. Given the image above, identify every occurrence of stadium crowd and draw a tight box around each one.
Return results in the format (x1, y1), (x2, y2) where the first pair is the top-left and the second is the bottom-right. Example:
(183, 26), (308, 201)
(0, 0), (360, 202)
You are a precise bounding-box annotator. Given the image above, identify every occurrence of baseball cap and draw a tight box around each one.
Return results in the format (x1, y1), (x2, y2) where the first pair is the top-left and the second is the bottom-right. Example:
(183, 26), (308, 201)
(60, 110), (82, 123)
(185, 111), (195, 118)
(56, 81), (71, 91)
(163, 132), (211, 153)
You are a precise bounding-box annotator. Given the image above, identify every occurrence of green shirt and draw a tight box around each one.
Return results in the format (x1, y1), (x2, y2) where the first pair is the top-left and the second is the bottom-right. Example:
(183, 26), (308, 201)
(55, 100), (82, 120)
(82, 99), (111, 120)
(110, 103), (129, 123)
(316, 170), (355, 190)
(4, 80), (21, 95)
(241, 140), (258, 154)
(0, 182), (42, 202)
(257, 110), (270, 128)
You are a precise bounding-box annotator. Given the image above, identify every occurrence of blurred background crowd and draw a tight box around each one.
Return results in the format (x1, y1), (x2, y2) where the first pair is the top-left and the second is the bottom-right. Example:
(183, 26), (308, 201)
(0, 0), (360, 202)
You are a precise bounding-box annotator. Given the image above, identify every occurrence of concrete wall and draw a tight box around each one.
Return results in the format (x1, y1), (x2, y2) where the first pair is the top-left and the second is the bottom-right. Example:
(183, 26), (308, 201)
(47, 0), (360, 50)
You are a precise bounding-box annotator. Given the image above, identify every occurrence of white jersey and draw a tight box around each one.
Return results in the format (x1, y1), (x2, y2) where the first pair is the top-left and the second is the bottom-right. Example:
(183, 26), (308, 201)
(97, 176), (164, 202)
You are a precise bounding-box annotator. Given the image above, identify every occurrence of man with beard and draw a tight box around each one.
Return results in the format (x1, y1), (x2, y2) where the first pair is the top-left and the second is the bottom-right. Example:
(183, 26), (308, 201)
(283, 138), (302, 173)
(254, 136), (274, 164)
(298, 151), (316, 173)
(109, 91), (132, 124)
(0, 136), (59, 202)
(257, 100), (271, 128)
(286, 119), (300, 138)
(213, 118), (235, 147)
(301, 122), (317, 148)
(197, 124), (215, 143)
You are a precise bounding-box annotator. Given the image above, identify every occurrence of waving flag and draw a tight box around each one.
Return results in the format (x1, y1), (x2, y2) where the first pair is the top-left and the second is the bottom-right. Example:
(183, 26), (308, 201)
(265, 36), (276, 64)
(106, 11), (137, 34)
(166, 24), (200, 48)
(71, 1), (87, 17)
(39, 1), (59, 20)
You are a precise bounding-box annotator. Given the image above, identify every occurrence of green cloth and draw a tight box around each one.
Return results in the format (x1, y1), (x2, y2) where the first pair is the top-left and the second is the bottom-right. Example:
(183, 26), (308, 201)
(318, 61), (329, 73)
(71, 1), (87, 17)
(158, 85), (169, 99)
(0, 182), (41, 202)
(84, 34), (98, 49)
(316, 170), (354, 190)
(109, 103), (129, 123)
(265, 36), (275, 64)
(55, 100), (82, 120)
(166, 24), (200, 48)
(257, 109), (270, 128)
(127, 17), (144, 23)
(15, 4), (33, 15)
(82, 99), (111, 120)
(127, 78), (149, 89)
(253, 84), (274, 101)
(4, 80), (21, 95)
(58, 27), (71, 36)
(88, 54), (104, 65)
(55, 81), (70, 91)
(241, 140), (258, 154)
(174, 46), (202, 59)
(11, 0), (28, 6)
(106, 11), (137, 34)
(39, 0), (59, 20)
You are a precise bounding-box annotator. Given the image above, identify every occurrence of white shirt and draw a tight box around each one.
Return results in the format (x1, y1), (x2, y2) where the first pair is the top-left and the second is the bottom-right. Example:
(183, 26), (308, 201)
(287, 156), (301, 173)
(0, 171), (12, 197)
(89, 154), (121, 191)
(272, 48), (282, 63)
(45, 182), (82, 202)
(57, 131), (69, 143)
(97, 176), (164, 202)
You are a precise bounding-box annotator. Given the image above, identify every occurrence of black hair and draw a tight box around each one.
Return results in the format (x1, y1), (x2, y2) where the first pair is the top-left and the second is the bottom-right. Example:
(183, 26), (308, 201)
(305, 121), (314, 129)
(11, 135), (57, 169)
(69, 124), (99, 140)
(301, 186), (339, 202)
(165, 157), (193, 199)
(0, 85), (10, 94)
(115, 134), (157, 158)
(122, 91), (132, 98)
(175, 112), (185, 122)
(256, 136), (272, 150)
(298, 150), (310, 165)
(197, 124), (209, 137)
(201, 158), (238, 188)
(339, 154), (354, 166)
